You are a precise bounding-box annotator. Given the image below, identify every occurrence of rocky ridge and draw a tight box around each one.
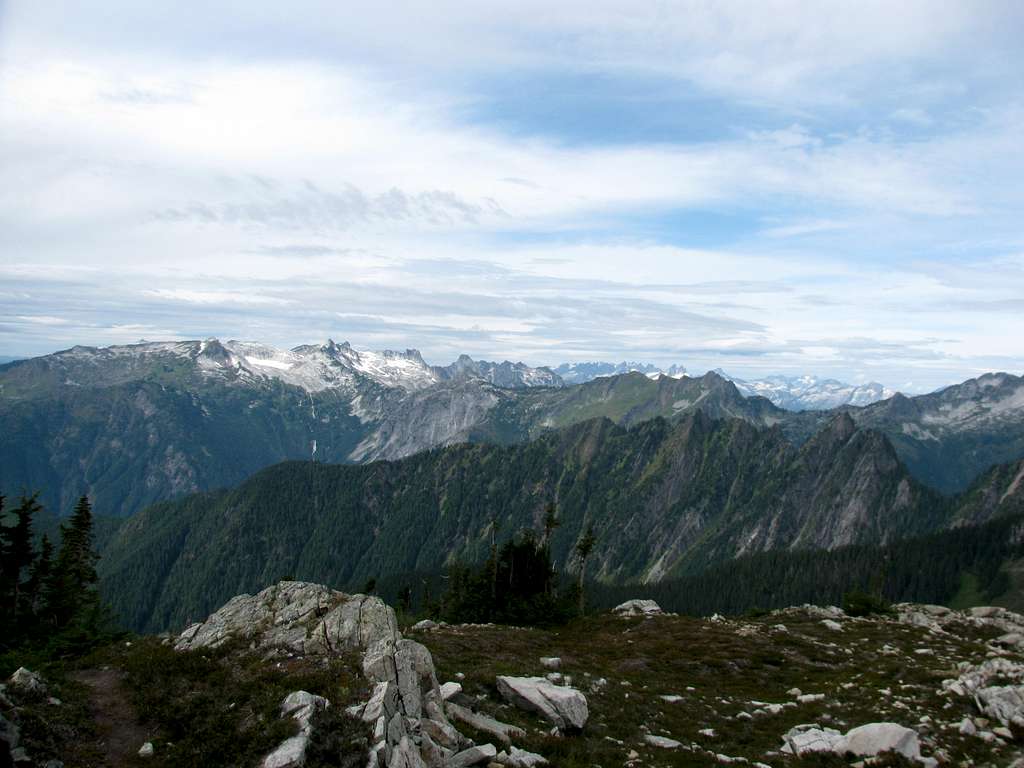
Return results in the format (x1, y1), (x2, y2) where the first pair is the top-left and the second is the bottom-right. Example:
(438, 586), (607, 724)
(175, 581), (572, 768)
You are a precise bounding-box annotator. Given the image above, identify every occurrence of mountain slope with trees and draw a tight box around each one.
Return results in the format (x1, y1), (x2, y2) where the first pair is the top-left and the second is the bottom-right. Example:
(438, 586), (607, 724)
(95, 411), (1024, 634)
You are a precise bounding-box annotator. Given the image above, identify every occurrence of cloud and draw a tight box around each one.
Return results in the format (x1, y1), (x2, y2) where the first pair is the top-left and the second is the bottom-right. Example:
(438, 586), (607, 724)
(0, 2), (1021, 392)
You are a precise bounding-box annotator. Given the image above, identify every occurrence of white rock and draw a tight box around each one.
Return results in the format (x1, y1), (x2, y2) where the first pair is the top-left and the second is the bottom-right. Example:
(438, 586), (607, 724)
(838, 722), (922, 761)
(644, 735), (682, 748)
(496, 676), (588, 730)
(138, 742), (154, 758)
(281, 690), (329, 734)
(411, 619), (438, 631)
(362, 681), (398, 724)
(797, 693), (825, 704)
(261, 735), (309, 768)
(780, 724), (844, 755)
(613, 599), (663, 617)
(446, 701), (525, 745)
(440, 681), (462, 701)
(7, 668), (46, 695)
(699, 728), (717, 738)
(821, 619), (843, 632)
(660, 695), (684, 703)
(540, 657), (561, 670)
(494, 746), (548, 767)
(448, 743), (498, 767)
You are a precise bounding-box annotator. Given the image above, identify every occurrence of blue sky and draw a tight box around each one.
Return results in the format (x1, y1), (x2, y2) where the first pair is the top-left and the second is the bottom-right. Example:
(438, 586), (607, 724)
(1, 1), (1023, 392)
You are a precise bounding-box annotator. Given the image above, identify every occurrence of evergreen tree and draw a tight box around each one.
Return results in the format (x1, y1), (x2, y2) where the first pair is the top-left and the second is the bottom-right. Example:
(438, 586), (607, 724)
(25, 534), (54, 618)
(1, 493), (42, 620)
(50, 495), (100, 629)
(542, 503), (560, 546)
(574, 525), (596, 615)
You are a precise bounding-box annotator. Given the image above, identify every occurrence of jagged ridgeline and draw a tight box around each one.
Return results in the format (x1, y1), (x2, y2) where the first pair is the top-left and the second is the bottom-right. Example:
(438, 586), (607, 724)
(98, 410), (1024, 634)
(4, 340), (1024, 520)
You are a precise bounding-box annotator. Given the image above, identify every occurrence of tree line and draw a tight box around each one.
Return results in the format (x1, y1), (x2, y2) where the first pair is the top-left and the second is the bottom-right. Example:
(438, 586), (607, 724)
(0, 492), (111, 656)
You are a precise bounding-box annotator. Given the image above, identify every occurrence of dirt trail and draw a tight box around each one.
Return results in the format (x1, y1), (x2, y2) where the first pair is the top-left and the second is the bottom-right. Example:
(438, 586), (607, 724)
(72, 669), (152, 767)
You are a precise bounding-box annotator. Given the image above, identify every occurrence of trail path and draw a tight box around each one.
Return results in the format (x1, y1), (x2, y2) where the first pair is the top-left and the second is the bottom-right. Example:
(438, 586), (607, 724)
(72, 669), (151, 767)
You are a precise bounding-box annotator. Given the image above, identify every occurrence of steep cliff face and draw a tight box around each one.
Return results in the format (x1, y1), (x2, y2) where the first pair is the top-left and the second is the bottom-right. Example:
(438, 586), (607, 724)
(950, 459), (1024, 527)
(785, 372), (1024, 493)
(99, 412), (971, 633)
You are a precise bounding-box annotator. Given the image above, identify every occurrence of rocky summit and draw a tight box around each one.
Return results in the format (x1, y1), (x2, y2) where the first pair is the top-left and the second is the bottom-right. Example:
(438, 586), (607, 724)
(169, 581), (578, 768)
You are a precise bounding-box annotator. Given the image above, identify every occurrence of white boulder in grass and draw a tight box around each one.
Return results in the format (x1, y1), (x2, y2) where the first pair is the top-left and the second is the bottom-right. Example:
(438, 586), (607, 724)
(496, 676), (588, 730)
(495, 745), (549, 766)
(440, 681), (463, 701)
(838, 723), (922, 761)
(780, 724), (845, 755)
(644, 735), (682, 748)
(613, 599), (663, 617)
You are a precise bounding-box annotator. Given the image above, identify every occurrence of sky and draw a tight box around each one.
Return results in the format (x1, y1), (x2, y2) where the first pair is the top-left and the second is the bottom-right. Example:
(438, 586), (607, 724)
(1, 2), (1023, 392)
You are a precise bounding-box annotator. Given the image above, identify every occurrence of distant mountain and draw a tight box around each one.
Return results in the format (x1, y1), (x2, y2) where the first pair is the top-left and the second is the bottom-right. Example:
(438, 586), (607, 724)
(3, 340), (1023, 517)
(555, 363), (896, 411)
(0, 340), (562, 517)
(553, 361), (686, 384)
(824, 372), (1024, 494)
(0, 356), (21, 365)
(719, 372), (898, 411)
(98, 410), (1024, 633)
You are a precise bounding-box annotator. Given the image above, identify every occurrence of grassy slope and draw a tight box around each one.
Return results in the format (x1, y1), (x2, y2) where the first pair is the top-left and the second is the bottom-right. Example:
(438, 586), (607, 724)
(419, 611), (1016, 767)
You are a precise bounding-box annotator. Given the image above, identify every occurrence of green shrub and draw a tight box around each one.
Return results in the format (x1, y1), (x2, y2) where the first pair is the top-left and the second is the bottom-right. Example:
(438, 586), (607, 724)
(842, 589), (893, 617)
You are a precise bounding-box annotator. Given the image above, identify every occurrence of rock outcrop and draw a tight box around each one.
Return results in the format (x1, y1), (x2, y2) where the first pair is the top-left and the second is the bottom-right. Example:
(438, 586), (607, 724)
(495, 676), (589, 731)
(780, 721), (933, 765)
(175, 581), (548, 768)
(613, 600), (663, 617)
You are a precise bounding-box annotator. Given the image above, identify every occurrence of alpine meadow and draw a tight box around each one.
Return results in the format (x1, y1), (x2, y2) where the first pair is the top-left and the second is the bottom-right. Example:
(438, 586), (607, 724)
(3, 3), (1024, 768)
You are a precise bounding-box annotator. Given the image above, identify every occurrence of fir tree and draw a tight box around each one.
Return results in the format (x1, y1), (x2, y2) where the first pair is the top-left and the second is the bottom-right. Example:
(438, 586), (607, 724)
(26, 534), (54, 618)
(50, 495), (100, 628)
(1, 493), (42, 619)
(542, 502), (560, 546)
(574, 525), (596, 615)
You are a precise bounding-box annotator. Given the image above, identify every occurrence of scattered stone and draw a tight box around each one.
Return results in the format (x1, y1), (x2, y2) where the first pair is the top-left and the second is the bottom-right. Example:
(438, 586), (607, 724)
(494, 746), (548, 767)
(786, 688), (802, 698)
(447, 702), (526, 745)
(780, 724), (844, 755)
(440, 681), (463, 701)
(797, 693), (825, 704)
(841, 722), (922, 761)
(644, 735), (682, 749)
(539, 657), (560, 670)
(138, 742), (155, 758)
(449, 743), (498, 767)
(412, 619), (438, 631)
(699, 728), (717, 738)
(7, 668), (46, 696)
(496, 676), (588, 731)
(613, 600), (663, 617)
(660, 695), (684, 703)
(821, 619), (843, 632)
(262, 735), (309, 768)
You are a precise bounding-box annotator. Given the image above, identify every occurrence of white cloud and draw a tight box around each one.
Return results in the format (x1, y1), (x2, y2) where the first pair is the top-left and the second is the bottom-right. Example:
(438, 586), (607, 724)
(0, 1), (1021, 390)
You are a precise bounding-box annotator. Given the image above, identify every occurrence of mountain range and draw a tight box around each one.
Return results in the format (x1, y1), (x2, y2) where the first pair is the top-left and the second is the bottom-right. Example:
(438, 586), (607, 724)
(2, 340), (1023, 517)
(98, 409), (1024, 633)
(552, 361), (895, 411)
(719, 372), (897, 411)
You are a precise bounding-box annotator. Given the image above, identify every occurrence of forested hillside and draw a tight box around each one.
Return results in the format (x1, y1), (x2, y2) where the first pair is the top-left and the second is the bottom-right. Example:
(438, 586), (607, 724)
(97, 411), (1023, 633)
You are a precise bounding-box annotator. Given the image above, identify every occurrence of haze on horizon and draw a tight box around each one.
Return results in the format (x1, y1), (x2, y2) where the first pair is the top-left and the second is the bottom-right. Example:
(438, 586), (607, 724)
(1, 1), (1023, 394)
